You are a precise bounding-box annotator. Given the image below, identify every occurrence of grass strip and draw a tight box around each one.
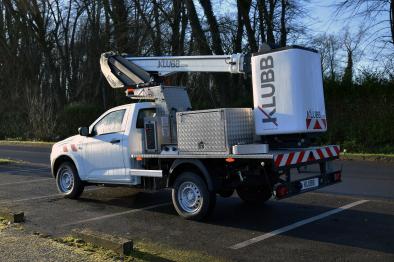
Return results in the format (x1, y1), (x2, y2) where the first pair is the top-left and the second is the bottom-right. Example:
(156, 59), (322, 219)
(341, 153), (394, 162)
(0, 158), (19, 165)
(57, 236), (225, 262)
(0, 140), (53, 147)
(0, 217), (8, 230)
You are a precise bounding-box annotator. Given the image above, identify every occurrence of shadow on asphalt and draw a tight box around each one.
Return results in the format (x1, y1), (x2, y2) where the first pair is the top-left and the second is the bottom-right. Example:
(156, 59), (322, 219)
(77, 189), (170, 209)
(74, 190), (393, 254)
(128, 249), (173, 262)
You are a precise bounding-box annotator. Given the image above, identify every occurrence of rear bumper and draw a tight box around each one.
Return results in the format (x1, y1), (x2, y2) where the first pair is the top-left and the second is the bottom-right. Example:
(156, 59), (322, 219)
(271, 145), (341, 199)
(274, 170), (342, 200)
(273, 145), (340, 170)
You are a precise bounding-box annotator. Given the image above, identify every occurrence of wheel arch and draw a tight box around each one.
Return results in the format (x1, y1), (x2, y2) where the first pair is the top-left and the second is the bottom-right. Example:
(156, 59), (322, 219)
(52, 155), (79, 178)
(168, 159), (214, 191)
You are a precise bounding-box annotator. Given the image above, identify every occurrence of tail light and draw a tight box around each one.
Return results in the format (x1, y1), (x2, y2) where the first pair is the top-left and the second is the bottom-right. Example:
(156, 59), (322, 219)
(225, 158), (235, 163)
(334, 172), (342, 181)
(275, 185), (288, 198)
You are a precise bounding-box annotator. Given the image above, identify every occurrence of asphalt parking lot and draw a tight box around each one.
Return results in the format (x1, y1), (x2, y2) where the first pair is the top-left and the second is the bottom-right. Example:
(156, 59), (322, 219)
(0, 144), (393, 261)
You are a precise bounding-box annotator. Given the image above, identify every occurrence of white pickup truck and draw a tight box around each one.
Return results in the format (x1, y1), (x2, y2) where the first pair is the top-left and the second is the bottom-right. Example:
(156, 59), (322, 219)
(51, 46), (342, 220)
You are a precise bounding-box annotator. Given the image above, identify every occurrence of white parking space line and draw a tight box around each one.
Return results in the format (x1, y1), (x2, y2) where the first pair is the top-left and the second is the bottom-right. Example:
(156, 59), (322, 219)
(229, 200), (369, 250)
(61, 202), (171, 227)
(0, 178), (52, 186)
(4, 193), (62, 203)
(0, 188), (102, 205)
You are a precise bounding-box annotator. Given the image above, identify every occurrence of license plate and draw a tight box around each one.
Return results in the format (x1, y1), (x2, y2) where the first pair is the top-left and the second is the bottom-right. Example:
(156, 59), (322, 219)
(300, 178), (319, 190)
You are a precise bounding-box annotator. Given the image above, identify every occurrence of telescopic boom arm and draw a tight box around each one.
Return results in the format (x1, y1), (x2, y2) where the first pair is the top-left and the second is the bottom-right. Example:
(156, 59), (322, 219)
(100, 52), (249, 89)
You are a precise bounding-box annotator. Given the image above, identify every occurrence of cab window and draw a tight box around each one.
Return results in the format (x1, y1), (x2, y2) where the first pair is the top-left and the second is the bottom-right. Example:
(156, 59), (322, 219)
(93, 109), (126, 135)
(136, 108), (156, 128)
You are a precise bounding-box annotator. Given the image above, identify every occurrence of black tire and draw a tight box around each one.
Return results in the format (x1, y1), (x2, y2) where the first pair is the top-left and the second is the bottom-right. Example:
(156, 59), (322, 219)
(236, 186), (272, 204)
(172, 171), (216, 220)
(218, 189), (234, 198)
(55, 161), (84, 199)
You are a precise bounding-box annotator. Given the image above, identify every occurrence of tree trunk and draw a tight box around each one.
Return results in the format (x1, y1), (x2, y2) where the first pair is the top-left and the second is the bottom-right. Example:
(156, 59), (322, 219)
(179, 2), (188, 55)
(199, 0), (224, 55)
(279, 0), (287, 47)
(185, 0), (211, 54)
(152, 0), (162, 55)
(106, 0), (129, 52)
(342, 49), (353, 87)
(257, 0), (266, 44)
(171, 0), (181, 55)
(238, 0), (258, 52)
(0, 2), (4, 41)
(390, 0), (394, 45)
(261, 0), (276, 47)
(235, 0), (244, 52)
(268, 0), (276, 47)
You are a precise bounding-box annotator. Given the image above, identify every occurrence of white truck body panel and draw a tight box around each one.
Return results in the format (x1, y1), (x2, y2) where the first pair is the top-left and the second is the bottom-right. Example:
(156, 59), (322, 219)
(252, 48), (327, 135)
(50, 102), (156, 185)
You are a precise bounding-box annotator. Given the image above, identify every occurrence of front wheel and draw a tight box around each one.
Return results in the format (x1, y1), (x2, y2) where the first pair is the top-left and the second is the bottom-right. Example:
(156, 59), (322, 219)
(172, 171), (216, 220)
(56, 161), (84, 199)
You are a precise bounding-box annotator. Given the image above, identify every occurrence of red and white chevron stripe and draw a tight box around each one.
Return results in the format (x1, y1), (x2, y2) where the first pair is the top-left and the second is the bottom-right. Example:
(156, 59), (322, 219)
(274, 145), (340, 168)
(62, 144), (78, 152)
(306, 118), (327, 130)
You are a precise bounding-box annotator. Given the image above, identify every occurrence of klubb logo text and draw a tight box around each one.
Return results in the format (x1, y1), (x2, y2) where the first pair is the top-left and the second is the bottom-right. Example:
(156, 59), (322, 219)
(259, 56), (277, 128)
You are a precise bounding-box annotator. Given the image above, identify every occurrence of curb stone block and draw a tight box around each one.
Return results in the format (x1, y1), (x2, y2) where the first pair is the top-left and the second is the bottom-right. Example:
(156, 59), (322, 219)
(0, 210), (24, 223)
(72, 228), (133, 255)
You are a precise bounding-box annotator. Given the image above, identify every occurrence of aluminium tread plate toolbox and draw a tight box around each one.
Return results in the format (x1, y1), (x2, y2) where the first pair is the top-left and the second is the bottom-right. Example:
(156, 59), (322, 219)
(176, 108), (254, 154)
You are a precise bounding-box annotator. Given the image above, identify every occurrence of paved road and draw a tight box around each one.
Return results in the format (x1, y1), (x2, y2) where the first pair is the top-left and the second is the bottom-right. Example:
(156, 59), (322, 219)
(0, 144), (393, 261)
(0, 144), (51, 165)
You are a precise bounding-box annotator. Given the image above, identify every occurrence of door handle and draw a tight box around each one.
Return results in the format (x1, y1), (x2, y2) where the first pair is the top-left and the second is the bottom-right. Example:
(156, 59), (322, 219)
(110, 139), (120, 144)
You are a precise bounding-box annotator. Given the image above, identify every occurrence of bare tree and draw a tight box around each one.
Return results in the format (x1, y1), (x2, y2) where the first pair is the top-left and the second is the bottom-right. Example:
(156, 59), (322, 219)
(238, 0), (258, 52)
(103, 0), (129, 52)
(262, 0), (277, 47)
(280, 0), (287, 47)
(185, 0), (211, 54)
(312, 33), (341, 81)
(198, 0), (223, 55)
(337, 0), (394, 46)
(342, 28), (365, 86)
(0, 0), (315, 140)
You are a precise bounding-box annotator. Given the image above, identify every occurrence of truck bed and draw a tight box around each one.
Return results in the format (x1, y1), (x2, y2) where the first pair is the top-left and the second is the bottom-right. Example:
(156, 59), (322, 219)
(131, 145), (340, 169)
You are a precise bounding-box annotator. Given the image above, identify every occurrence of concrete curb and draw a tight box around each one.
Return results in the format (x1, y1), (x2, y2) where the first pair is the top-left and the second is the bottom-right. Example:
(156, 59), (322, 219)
(0, 210), (24, 223)
(72, 228), (133, 255)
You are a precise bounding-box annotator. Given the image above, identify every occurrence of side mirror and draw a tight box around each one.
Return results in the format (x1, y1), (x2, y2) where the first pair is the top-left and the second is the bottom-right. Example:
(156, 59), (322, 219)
(78, 127), (89, 137)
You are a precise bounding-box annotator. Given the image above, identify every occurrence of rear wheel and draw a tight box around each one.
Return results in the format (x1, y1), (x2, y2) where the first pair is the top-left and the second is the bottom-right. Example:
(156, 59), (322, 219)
(236, 185), (272, 204)
(56, 161), (84, 199)
(218, 189), (234, 198)
(172, 171), (216, 220)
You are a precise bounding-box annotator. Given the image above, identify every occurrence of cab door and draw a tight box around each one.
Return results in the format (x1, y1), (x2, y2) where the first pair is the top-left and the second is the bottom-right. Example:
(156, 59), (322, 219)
(128, 107), (157, 170)
(83, 108), (128, 183)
